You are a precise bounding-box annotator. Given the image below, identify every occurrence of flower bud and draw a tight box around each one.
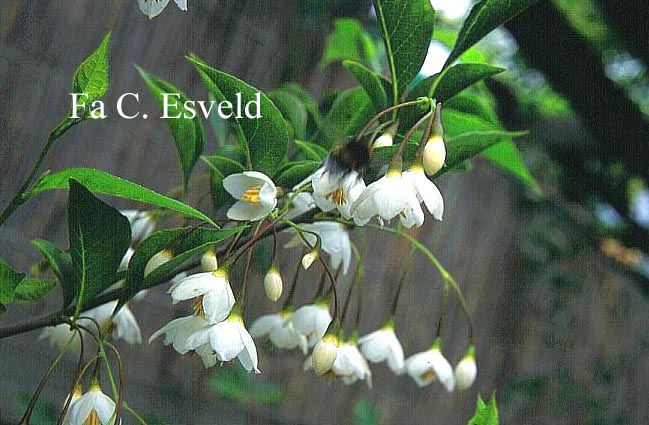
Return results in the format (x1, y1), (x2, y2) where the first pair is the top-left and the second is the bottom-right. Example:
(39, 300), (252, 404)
(144, 249), (173, 277)
(454, 347), (477, 390)
(200, 249), (218, 272)
(422, 135), (446, 175)
(312, 333), (338, 375)
(301, 249), (318, 270)
(264, 266), (283, 302)
(372, 133), (394, 149)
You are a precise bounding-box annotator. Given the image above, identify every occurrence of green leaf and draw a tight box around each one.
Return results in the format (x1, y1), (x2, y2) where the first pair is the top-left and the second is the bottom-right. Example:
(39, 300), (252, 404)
(0, 259), (25, 305)
(372, 0), (435, 97)
(71, 32), (111, 112)
(25, 168), (216, 227)
(353, 399), (381, 425)
(445, 130), (528, 170)
(121, 226), (246, 303)
(315, 87), (374, 149)
(445, 0), (541, 67)
(137, 66), (206, 190)
(188, 56), (290, 176)
(431, 63), (504, 101)
(277, 84), (323, 137)
(13, 278), (57, 304)
(294, 140), (328, 162)
(468, 394), (498, 425)
(342, 60), (388, 112)
(68, 180), (131, 311)
(320, 19), (378, 69)
(268, 90), (308, 140)
(274, 161), (321, 188)
(31, 239), (75, 308)
(482, 140), (539, 192)
(201, 155), (246, 211)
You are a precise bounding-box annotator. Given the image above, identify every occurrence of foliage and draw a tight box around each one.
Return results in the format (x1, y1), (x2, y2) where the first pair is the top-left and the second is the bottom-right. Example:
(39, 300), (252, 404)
(468, 394), (499, 425)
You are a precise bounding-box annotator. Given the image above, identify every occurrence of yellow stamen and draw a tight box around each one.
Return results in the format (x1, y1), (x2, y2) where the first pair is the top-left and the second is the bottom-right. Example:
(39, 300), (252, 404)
(241, 186), (262, 203)
(84, 410), (101, 425)
(420, 368), (437, 381)
(326, 188), (347, 205)
(192, 296), (204, 316)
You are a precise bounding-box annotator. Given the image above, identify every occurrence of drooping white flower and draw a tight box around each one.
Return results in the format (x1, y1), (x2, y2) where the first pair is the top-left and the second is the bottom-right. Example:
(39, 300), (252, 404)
(144, 249), (173, 277)
(404, 344), (455, 391)
(301, 250), (318, 270)
(331, 341), (372, 387)
(121, 209), (156, 243)
(85, 301), (142, 344)
(66, 383), (117, 425)
(402, 165), (444, 221)
(312, 333), (339, 375)
(372, 133), (394, 149)
(422, 134), (446, 176)
(169, 269), (235, 324)
(185, 312), (260, 373)
(200, 249), (218, 272)
(285, 222), (353, 274)
(61, 385), (83, 425)
(223, 171), (278, 221)
(250, 311), (308, 354)
(352, 169), (421, 227)
(289, 302), (332, 348)
(39, 323), (83, 352)
(149, 314), (211, 355)
(263, 266), (283, 302)
(358, 326), (405, 374)
(311, 157), (366, 219)
(454, 347), (477, 390)
(138, 0), (187, 19)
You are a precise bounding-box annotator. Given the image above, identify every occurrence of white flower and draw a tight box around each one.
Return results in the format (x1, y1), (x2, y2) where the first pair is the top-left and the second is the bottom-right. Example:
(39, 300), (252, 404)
(195, 344), (217, 368)
(249, 312), (308, 354)
(85, 301), (142, 344)
(352, 169), (421, 227)
(311, 157), (366, 219)
(301, 250), (318, 270)
(289, 192), (317, 217)
(149, 314), (211, 354)
(39, 323), (82, 352)
(185, 313), (260, 373)
(358, 326), (405, 374)
(169, 269), (235, 324)
(138, 0), (187, 19)
(200, 249), (218, 272)
(404, 346), (455, 391)
(454, 348), (477, 390)
(223, 171), (278, 221)
(331, 342), (372, 387)
(263, 266), (283, 302)
(289, 302), (332, 347)
(372, 133), (394, 149)
(121, 209), (155, 243)
(285, 222), (352, 274)
(402, 165), (444, 221)
(66, 384), (117, 425)
(61, 386), (83, 425)
(144, 249), (173, 277)
(422, 135), (446, 176)
(312, 333), (339, 375)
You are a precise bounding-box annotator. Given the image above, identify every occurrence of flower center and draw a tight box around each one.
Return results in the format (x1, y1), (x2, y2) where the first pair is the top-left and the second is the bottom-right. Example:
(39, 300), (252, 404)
(420, 368), (437, 382)
(84, 410), (101, 425)
(241, 186), (262, 203)
(326, 188), (347, 205)
(192, 296), (205, 316)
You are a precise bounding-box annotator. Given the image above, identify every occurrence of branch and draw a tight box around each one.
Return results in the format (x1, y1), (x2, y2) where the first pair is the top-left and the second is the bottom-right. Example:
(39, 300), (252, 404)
(0, 209), (318, 339)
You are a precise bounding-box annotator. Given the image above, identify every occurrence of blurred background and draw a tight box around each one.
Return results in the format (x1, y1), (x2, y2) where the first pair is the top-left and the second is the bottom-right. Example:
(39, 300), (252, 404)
(1, 0), (649, 424)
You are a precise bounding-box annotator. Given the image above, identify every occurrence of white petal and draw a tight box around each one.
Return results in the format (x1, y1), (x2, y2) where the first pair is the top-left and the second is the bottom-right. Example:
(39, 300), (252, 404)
(137, 0), (170, 19)
(169, 272), (216, 303)
(112, 305), (142, 344)
(173, 0), (187, 10)
(226, 200), (274, 221)
(413, 172), (444, 220)
(249, 314), (284, 338)
(238, 325), (260, 373)
(202, 283), (235, 323)
(208, 321), (245, 361)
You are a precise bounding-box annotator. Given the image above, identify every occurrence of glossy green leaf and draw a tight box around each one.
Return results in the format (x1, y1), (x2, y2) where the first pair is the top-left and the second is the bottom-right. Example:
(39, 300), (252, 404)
(25, 168), (216, 227)
(13, 278), (57, 304)
(121, 226), (246, 303)
(445, 130), (528, 170)
(321, 19), (378, 70)
(0, 259), (25, 305)
(315, 87), (374, 149)
(445, 0), (541, 67)
(188, 56), (290, 176)
(277, 84), (323, 136)
(137, 66), (206, 190)
(201, 155), (246, 211)
(31, 239), (75, 308)
(431, 63), (504, 101)
(294, 140), (328, 162)
(71, 32), (111, 112)
(268, 90), (308, 140)
(68, 180), (131, 310)
(468, 394), (498, 425)
(482, 140), (539, 192)
(274, 161), (321, 188)
(372, 0), (435, 97)
(342, 60), (388, 112)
